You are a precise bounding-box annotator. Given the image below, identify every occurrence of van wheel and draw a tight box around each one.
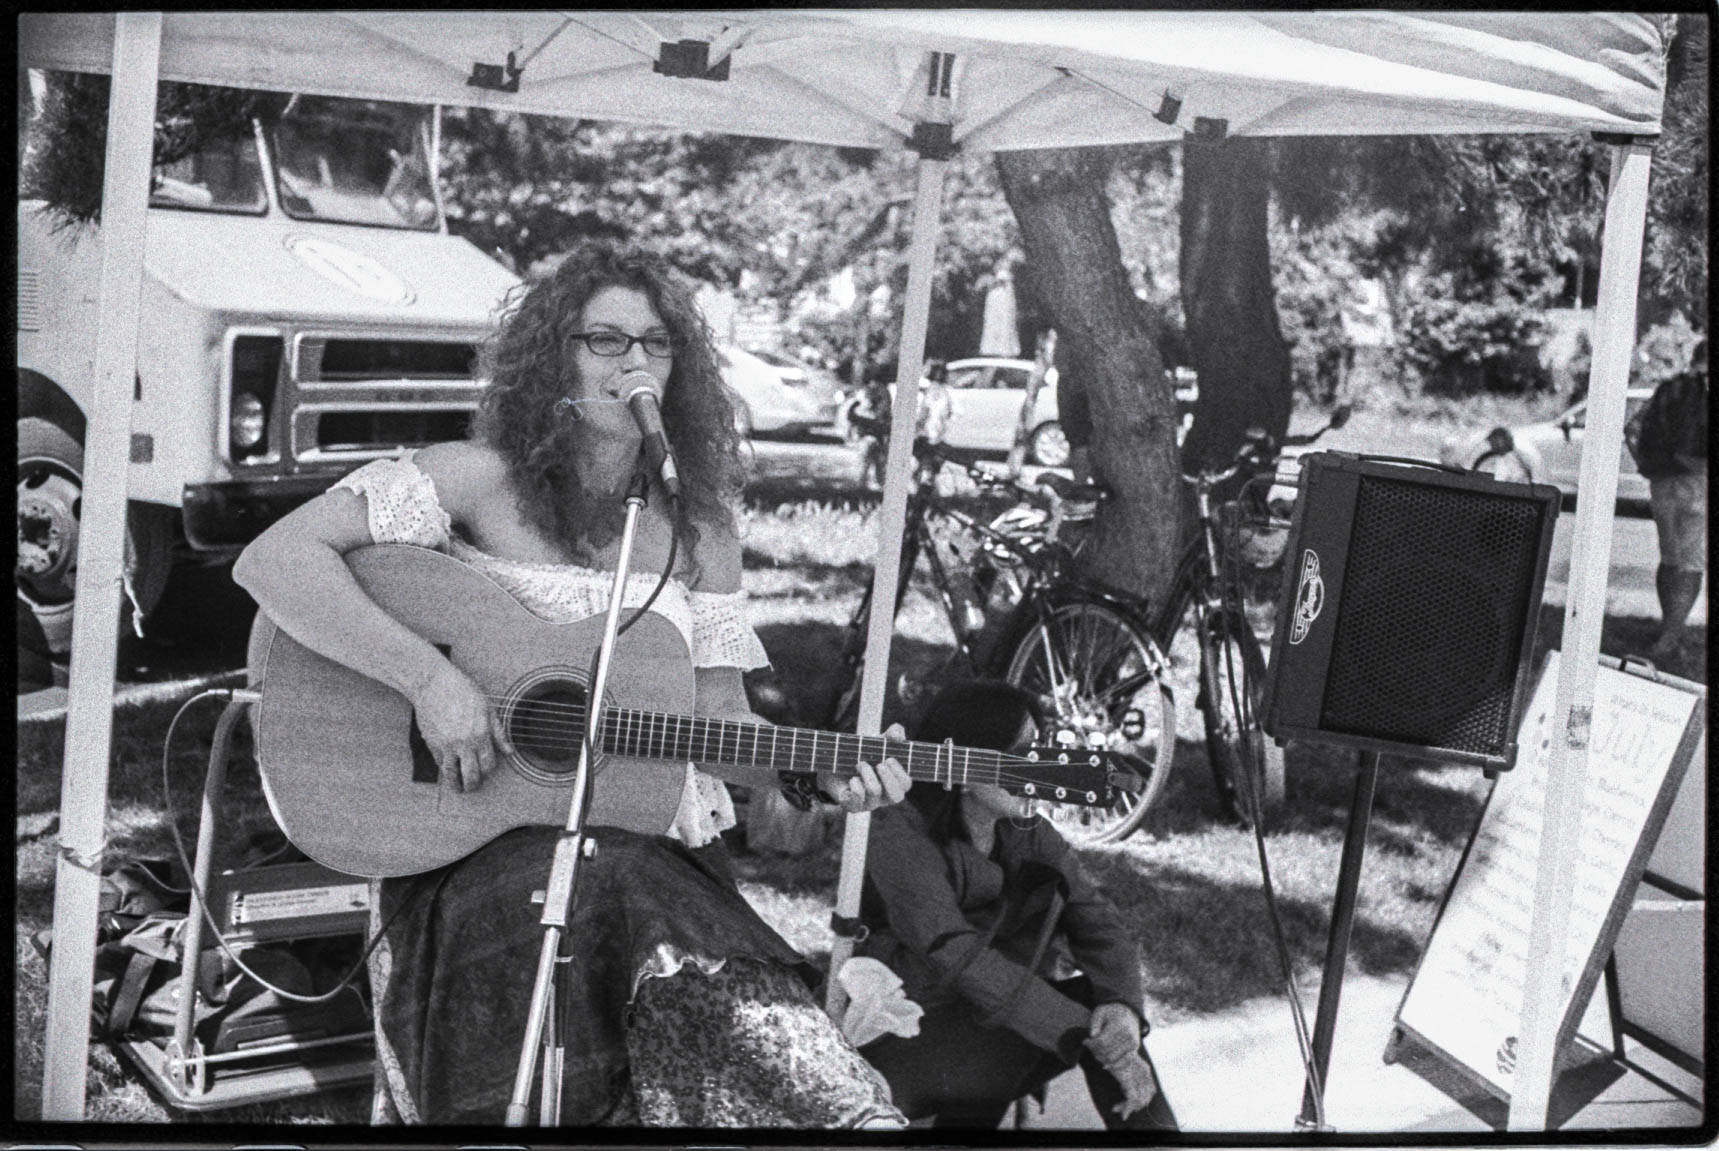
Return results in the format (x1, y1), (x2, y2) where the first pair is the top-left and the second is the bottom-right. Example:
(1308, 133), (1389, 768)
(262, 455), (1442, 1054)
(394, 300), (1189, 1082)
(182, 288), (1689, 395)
(1030, 421), (1070, 468)
(17, 416), (171, 667)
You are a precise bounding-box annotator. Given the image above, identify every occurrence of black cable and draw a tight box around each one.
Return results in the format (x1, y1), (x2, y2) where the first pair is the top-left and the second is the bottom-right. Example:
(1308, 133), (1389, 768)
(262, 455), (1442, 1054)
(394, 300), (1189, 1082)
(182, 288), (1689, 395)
(1214, 515), (1328, 1127)
(589, 490), (681, 774)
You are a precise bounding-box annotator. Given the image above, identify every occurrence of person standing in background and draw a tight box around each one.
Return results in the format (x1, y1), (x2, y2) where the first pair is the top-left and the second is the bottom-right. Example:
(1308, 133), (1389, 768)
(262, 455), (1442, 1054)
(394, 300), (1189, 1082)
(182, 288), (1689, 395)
(917, 359), (954, 446)
(1625, 334), (1707, 664)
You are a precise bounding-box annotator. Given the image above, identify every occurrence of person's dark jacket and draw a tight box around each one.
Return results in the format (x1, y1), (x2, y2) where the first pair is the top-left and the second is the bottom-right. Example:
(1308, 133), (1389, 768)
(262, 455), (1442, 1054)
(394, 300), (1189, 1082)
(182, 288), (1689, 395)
(858, 803), (1144, 1066)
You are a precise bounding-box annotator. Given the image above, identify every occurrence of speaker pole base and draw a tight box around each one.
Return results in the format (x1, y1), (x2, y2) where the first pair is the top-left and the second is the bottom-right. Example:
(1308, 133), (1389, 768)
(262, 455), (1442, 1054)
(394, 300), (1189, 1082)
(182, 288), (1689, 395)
(1298, 750), (1379, 1129)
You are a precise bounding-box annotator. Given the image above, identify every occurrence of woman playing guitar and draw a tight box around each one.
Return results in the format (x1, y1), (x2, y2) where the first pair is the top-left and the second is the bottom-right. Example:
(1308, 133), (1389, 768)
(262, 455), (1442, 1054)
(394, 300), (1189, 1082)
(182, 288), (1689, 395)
(234, 241), (912, 1127)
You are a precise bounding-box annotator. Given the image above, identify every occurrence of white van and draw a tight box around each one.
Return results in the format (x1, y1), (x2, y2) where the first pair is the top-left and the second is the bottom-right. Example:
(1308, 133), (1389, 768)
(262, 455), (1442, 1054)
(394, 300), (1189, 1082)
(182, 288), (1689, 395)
(17, 94), (520, 659)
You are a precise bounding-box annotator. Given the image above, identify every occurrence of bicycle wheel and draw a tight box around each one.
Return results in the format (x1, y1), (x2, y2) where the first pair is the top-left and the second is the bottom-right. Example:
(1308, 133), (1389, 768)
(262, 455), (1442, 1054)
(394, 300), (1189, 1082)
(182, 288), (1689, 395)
(1198, 611), (1286, 828)
(1001, 600), (1176, 845)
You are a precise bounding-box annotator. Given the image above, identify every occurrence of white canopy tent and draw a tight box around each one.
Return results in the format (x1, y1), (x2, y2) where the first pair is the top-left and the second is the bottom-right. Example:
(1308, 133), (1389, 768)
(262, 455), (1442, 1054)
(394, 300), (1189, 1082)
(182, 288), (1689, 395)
(19, 10), (1667, 1131)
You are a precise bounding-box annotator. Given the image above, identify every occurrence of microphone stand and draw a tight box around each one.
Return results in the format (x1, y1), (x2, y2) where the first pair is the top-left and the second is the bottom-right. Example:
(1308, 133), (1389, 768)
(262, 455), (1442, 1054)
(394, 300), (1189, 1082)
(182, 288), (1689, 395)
(505, 467), (652, 1127)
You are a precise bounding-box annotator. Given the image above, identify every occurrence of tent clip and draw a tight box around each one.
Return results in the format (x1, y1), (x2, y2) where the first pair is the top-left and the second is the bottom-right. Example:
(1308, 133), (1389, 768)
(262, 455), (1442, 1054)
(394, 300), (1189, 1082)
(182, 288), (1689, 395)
(910, 122), (957, 160)
(58, 837), (109, 875)
(467, 51), (522, 94)
(1186, 116), (1228, 142)
(1592, 131), (1659, 146)
(655, 39), (732, 81)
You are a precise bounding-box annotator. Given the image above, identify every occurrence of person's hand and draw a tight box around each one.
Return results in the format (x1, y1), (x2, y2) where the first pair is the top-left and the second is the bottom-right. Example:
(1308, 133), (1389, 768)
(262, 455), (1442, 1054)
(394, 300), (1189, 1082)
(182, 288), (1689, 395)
(1102, 1049), (1159, 1120)
(411, 661), (514, 794)
(1085, 1002), (1142, 1068)
(819, 723), (912, 813)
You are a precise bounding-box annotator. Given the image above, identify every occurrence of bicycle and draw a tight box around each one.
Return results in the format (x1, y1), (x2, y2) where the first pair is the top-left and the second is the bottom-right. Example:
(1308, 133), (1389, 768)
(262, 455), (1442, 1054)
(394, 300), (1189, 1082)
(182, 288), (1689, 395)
(983, 407), (1350, 830)
(1149, 407), (1350, 827)
(823, 415), (1177, 845)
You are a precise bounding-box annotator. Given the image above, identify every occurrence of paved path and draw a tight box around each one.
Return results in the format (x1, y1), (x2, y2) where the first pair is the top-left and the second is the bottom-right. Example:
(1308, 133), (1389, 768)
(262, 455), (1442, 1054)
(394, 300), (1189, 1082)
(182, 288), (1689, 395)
(1543, 509), (1704, 623)
(1018, 971), (1703, 1134)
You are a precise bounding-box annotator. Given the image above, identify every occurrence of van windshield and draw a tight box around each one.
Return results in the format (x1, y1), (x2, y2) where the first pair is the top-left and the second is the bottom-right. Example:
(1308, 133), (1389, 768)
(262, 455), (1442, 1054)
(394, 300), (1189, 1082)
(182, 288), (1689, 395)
(266, 96), (439, 230)
(150, 126), (267, 214)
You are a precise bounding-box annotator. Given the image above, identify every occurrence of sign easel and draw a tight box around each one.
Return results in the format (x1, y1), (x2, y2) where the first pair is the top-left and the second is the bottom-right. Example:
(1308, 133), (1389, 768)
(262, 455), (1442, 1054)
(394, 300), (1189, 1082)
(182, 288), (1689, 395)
(1386, 651), (1706, 1122)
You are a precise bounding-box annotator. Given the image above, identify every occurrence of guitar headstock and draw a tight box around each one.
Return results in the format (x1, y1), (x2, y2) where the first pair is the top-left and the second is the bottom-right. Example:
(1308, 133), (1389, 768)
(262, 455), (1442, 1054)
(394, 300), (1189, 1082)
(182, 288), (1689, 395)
(1001, 743), (1117, 808)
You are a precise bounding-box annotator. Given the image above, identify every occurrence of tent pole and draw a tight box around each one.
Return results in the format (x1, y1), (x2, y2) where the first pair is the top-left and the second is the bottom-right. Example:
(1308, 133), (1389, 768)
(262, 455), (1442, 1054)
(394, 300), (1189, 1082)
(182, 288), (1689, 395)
(39, 12), (162, 1121)
(826, 152), (949, 1023)
(1505, 139), (1653, 1133)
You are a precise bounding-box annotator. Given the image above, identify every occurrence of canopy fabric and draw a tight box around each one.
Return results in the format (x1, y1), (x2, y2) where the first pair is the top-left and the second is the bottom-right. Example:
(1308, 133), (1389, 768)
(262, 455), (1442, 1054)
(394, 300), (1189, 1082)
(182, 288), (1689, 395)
(24, 9), (1670, 1130)
(19, 11), (1665, 149)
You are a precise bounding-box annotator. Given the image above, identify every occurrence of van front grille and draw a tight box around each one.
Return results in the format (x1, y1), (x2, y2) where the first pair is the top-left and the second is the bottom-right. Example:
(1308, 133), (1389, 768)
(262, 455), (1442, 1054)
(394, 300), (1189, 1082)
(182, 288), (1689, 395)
(18, 270), (42, 332)
(315, 410), (473, 452)
(298, 337), (478, 382)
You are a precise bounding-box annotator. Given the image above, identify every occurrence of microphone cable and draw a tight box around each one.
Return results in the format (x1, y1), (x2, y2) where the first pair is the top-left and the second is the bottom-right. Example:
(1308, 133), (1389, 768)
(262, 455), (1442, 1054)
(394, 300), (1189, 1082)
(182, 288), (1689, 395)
(1214, 494), (1329, 1130)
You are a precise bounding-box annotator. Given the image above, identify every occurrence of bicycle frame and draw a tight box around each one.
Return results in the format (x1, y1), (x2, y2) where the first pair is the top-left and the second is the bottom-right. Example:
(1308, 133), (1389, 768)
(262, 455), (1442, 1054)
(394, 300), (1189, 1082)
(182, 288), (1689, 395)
(827, 456), (1156, 727)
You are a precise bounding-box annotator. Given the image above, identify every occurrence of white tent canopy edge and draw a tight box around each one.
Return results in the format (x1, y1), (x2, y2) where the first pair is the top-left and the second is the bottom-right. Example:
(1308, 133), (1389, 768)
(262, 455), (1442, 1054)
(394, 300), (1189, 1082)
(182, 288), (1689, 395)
(19, 10), (1666, 1132)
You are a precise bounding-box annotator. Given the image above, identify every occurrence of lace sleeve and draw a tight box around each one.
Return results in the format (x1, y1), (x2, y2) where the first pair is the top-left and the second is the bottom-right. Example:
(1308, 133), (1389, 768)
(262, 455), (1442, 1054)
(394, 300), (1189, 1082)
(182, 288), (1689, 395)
(331, 454), (452, 549)
(687, 590), (770, 670)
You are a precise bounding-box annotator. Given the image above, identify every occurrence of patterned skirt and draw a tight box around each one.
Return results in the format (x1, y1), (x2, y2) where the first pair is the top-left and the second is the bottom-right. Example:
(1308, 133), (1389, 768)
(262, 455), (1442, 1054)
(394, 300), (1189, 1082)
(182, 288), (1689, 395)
(366, 825), (900, 1128)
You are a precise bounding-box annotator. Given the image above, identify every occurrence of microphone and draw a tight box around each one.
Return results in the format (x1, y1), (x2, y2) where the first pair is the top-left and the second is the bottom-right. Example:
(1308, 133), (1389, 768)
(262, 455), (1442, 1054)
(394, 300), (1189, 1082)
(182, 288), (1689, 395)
(623, 374), (681, 499)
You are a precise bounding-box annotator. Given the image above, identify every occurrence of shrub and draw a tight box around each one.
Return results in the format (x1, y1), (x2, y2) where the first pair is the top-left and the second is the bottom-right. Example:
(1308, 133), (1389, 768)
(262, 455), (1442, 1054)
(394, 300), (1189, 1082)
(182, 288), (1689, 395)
(1396, 264), (1558, 397)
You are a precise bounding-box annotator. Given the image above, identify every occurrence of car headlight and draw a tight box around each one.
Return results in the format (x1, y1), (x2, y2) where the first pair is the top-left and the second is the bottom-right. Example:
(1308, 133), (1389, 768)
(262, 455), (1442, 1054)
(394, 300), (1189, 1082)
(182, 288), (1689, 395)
(231, 392), (268, 449)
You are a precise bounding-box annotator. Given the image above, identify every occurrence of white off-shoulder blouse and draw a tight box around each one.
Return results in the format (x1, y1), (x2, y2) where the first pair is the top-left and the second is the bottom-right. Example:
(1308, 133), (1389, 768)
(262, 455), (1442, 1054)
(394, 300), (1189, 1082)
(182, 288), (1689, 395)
(333, 452), (770, 848)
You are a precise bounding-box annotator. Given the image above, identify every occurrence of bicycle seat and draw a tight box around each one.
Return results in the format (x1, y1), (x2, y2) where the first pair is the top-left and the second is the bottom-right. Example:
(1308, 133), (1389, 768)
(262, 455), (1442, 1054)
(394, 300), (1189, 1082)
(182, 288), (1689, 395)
(1034, 473), (1108, 504)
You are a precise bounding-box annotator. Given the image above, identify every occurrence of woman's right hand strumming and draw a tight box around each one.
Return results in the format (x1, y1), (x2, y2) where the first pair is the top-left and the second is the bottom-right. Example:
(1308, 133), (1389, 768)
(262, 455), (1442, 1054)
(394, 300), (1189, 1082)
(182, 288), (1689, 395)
(411, 661), (516, 793)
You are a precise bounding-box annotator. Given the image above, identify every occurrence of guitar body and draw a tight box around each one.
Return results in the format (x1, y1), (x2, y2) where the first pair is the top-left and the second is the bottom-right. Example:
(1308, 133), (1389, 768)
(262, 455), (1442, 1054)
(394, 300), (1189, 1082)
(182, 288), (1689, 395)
(252, 545), (693, 878)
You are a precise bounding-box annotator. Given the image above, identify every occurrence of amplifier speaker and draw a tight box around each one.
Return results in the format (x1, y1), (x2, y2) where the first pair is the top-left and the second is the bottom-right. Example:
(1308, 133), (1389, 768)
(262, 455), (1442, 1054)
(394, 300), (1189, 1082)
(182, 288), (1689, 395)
(1261, 452), (1561, 770)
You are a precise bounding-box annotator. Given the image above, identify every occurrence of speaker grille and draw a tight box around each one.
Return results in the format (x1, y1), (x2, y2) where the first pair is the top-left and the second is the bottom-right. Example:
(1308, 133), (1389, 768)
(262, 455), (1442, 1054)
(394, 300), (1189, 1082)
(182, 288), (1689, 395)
(1318, 476), (1545, 757)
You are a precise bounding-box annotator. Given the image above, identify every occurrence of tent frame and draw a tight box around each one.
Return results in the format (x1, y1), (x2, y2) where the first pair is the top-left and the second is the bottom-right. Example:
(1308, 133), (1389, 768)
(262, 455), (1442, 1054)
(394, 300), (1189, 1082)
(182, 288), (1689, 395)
(32, 14), (1664, 1134)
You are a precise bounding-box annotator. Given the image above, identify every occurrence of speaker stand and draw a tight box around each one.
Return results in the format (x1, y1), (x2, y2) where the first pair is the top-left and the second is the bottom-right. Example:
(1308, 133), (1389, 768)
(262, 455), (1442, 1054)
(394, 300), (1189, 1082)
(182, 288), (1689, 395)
(1297, 750), (1379, 1131)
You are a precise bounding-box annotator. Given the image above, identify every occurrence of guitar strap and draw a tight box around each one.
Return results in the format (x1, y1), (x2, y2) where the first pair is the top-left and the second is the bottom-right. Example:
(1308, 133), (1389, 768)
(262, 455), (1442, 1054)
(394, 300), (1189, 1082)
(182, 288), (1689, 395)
(978, 881), (1067, 1032)
(932, 864), (1070, 1029)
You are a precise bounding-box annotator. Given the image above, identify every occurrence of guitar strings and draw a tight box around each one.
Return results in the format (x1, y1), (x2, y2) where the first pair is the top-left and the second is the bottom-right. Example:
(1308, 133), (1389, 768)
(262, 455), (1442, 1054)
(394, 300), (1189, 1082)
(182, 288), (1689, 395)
(427, 689), (1109, 795)
(480, 712), (1101, 793)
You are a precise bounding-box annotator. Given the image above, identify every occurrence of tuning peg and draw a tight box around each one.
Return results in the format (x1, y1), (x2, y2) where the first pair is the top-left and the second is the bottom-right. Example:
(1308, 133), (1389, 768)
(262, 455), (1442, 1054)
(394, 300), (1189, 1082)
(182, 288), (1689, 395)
(1054, 729), (1080, 748)
(1121, 708), (1145, 740)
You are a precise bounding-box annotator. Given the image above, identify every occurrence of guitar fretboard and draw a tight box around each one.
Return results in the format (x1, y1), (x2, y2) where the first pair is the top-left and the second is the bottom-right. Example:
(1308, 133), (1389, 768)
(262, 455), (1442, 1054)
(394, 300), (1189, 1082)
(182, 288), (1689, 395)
(503, 700), (1104, 794)
(599, 707), (1015, 787)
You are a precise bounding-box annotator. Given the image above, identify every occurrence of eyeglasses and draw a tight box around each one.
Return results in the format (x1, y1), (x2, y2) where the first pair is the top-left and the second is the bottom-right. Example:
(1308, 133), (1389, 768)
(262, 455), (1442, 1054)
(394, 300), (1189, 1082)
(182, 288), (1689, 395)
(570, 330), (677, 358)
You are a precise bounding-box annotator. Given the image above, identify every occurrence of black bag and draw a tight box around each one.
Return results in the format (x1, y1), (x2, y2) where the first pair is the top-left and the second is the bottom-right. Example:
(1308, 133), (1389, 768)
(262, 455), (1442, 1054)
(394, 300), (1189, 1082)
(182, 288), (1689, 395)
(1626, 370), (1709, 480)
(34, 858), (371, 1054)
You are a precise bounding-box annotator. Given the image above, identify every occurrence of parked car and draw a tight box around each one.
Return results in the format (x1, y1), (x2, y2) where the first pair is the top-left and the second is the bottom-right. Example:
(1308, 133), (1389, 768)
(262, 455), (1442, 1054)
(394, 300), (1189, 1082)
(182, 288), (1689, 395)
(840, 359), (1199, 466)
(744, 347), (844, 434)
(1437, 389), (1654, 507)
(718, 346), (828, 438)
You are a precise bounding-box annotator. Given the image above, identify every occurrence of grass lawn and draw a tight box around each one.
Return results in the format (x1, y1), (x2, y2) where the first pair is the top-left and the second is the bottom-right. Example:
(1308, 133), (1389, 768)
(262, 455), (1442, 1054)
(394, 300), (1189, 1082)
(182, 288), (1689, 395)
(13, 410), (1705, 1125)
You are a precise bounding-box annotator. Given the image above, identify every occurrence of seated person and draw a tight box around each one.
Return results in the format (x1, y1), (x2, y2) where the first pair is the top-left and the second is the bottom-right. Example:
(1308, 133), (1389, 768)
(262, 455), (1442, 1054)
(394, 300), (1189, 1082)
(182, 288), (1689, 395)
(853, 680), (1177, 1129)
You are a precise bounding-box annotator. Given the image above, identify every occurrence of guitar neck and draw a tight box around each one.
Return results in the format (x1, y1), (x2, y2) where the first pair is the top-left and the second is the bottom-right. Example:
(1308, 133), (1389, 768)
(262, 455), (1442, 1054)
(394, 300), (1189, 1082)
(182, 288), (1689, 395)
(597, 707), (1013, 788)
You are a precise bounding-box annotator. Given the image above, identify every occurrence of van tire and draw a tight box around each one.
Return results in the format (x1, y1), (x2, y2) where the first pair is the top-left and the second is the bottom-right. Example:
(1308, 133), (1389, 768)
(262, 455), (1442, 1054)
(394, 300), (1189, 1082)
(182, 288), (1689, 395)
(17, 415), (172, 666)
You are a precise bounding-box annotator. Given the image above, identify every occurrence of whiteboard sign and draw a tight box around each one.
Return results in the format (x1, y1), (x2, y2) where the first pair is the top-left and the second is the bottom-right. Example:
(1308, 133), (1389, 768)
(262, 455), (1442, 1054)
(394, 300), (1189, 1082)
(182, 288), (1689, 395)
(1395, 651), (1703, 1097)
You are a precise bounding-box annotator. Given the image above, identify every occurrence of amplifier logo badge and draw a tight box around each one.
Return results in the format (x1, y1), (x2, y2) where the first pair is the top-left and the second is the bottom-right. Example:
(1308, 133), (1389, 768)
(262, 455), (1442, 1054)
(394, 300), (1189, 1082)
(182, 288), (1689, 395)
(1289, 549), (1324, 645)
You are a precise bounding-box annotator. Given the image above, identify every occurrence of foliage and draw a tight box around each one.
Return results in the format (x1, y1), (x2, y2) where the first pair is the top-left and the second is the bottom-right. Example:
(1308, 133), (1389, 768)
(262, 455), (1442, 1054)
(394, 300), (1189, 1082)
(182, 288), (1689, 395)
(439, 114), (1022, 382)
(1395, 261), (1559, 397)
(1642, 13), (1709, 323)
(20, 72), (284, 230)
(1269, 216), (1362, 399)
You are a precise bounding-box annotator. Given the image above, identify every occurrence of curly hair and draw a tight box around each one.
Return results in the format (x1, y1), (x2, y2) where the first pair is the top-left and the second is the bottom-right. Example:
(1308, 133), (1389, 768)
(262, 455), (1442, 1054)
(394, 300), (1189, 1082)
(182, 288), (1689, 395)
(473, 241), (745, 561)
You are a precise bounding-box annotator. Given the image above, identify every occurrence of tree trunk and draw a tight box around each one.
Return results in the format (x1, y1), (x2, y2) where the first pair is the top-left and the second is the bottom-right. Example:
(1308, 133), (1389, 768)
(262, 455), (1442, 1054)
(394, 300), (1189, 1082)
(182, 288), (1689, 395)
(997, 148), (1179, 605)
(1178, 137), (1294, 480)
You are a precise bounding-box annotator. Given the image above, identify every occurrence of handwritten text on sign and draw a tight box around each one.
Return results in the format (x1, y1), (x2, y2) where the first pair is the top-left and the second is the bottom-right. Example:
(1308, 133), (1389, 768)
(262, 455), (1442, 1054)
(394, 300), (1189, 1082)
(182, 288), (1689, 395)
(1397, 651), (1697, 1094)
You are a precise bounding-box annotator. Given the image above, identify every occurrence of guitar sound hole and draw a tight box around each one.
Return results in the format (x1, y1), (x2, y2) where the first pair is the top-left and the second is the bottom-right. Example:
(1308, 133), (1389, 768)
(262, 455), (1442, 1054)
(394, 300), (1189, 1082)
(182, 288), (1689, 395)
(510, 681), (587, 774)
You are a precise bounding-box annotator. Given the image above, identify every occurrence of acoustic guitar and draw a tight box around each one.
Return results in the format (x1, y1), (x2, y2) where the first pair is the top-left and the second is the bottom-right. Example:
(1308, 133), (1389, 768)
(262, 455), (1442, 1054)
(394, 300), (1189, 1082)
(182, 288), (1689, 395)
(251, 545), (1118, 878)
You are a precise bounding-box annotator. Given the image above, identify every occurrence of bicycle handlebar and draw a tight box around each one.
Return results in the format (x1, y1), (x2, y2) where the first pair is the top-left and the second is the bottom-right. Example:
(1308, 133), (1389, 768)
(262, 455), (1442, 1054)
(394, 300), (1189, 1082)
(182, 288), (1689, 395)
(850, 410), (1108, 511)
(1179, 403), (1352, 488)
